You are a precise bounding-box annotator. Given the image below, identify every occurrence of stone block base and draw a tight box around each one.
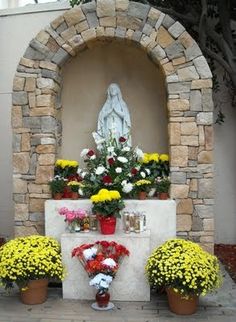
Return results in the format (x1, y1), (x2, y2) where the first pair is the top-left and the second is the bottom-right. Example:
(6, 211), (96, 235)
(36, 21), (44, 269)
(61, 231), (151, 301)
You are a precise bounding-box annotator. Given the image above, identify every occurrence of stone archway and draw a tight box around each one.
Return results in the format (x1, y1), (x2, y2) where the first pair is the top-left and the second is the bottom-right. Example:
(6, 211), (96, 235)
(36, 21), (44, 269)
(12, 0), (214, 252)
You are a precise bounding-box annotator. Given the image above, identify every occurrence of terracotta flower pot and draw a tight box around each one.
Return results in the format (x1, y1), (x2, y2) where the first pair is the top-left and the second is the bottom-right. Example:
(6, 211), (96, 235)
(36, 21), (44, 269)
(20, 279), (48, 305)
(138, 191), (147, 200)
(166, 288), (198, 315)
(53, 192), (63, 200)
(158, 192), (169, 200)
(96, 290), (110, 308)
(71, 192), (79, 200)
(98, 216), (116, 235)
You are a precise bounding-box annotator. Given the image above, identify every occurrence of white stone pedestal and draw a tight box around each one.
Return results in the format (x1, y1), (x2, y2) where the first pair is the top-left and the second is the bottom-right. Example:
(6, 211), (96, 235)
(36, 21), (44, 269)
(61, 230), (151, 301)
(45, 199), (176, 301)
(45, 199), (176, 251)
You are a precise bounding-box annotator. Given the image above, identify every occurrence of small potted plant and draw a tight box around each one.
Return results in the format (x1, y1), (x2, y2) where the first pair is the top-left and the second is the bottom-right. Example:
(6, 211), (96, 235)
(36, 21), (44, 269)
(72, 240), (129, 309)
(90, 189), (125, 234)
(67, 181), (80, 199)
(134, 179), (152, 200)
(156, 177), (170, 200)
(54, 159), (79, 198)
(48, 175), (67, 199)
(145, 239), (222, 315)
(0, 235), (65, 305)
(54, 159), (79, 178)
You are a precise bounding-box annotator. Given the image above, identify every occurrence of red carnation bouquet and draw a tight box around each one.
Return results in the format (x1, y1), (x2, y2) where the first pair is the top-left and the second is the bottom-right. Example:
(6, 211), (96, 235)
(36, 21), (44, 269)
(72, 241), (129, 294)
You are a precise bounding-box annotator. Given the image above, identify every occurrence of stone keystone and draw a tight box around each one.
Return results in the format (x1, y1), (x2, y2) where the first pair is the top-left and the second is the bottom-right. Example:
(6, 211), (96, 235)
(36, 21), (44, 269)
(64, 7), (86, 26)
(97, 0), (116, 17)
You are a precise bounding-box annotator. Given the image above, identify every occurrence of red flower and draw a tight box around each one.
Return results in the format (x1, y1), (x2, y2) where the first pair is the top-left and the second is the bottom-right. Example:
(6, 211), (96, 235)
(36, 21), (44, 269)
(72, 240), (129, 278)
(131, 168), (138, 175)
(102, 175), (112, 184)
(119, 136), (126, 143)
(68, 174), (82, 182)
(108, 157), (115, 165)
(87, 150), (95, 157)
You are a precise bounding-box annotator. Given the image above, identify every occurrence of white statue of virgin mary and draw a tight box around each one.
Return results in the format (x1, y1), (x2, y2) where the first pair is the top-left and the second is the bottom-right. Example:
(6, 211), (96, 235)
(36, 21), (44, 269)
(96, 83), (131, 144)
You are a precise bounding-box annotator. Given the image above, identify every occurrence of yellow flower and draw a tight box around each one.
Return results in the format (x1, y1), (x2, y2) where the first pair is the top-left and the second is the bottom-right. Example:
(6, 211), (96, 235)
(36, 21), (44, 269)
(145, 238), (222, 297)
(0, 235), (65, 290)
(142, 153), (149, 164)
(135, 179), (152, 186)
(55, 159), (78, 168)
(159, 154), (169, 162)
(90, 189), (121, 203)
(67, 181), (80, 186)
(149, 153), (159, 162)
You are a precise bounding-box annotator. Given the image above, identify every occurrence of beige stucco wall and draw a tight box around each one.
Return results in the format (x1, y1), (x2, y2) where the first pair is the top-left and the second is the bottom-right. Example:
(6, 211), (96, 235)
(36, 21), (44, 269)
(0, 2), (236, 243)
(0, 2), (69, 238)
(61, 41), (167, 163)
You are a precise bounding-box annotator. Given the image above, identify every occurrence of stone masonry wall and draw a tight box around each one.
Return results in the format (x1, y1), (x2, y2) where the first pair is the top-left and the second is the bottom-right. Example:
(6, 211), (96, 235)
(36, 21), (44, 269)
(12, 0), (214, 252)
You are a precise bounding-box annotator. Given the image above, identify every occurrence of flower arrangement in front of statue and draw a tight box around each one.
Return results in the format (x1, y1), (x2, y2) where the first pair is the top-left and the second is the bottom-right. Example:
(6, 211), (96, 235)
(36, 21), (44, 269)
(145, 239), (222, 298)
(0, 235), (65, 290)
(72, 241), (129, 295)
(79, 134), (143, 197)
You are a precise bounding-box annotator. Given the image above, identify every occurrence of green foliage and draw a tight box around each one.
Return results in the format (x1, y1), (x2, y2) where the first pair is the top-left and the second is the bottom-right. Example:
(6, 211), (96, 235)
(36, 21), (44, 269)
(70, 0), (89, 7)
(156, 177), (170, 193)
(49, 175), (66, 194)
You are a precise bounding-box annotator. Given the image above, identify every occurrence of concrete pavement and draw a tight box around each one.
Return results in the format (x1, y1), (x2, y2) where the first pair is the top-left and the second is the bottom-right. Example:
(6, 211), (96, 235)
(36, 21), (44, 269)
(0, 266), (235, 322)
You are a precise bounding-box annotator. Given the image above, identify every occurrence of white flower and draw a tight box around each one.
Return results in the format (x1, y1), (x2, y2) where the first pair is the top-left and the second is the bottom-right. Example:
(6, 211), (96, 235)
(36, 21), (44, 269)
(122, 183), (133, 193)
(140, 171), (146, 178)
(115, 167), (122, 173)
(107, 146), (114, 153)
(78, 188), (83, 196)
(77, 168), (82, 174)
(145, 169), (151, 175)
(122, 147), (130, 152)
(121, 180), (127, 186)
(95, 166), (106, 175)
(81, 171), (87, 178)
(80, 148), (89, 158)
(102, 258), (117, 268)
(117, 156), (128, 163)
(134, 147), (144, 159)
(90, 155), (96, 160)
(83, 247), (97, 260)
(89, 273), (113, 290)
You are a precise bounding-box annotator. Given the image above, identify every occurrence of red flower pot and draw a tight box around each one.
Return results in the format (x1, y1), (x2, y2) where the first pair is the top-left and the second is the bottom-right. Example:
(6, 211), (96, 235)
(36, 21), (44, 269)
(63, 186), (72, 199)
(98, 216), (116, 235)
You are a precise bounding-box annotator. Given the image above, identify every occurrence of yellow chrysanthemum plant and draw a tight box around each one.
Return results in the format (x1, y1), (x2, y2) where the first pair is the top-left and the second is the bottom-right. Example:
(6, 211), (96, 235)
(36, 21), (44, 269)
(55, 159), (79, 178)
(134, 179), (152, 193)
(145, 239), (222, 298)
(0, 235), (65, 291)
(90, 189), (125, 218)
(67, 180), (80, 192)
(138, 152), (169, 184)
